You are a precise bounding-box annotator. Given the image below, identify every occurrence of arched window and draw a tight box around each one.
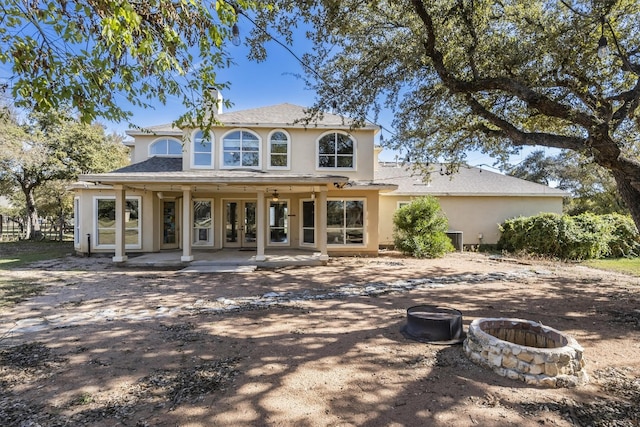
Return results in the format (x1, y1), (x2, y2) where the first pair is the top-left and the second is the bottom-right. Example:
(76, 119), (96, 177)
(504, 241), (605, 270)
(268, 130), (290, 169)
(192, 130), (213, 168)
(149, 138), (182, 157)
(317, 132), (355, 169)
(222, 130), (261, 168)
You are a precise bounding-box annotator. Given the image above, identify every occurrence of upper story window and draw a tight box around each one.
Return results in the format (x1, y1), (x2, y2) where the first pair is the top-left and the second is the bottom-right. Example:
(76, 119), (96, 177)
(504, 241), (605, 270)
(268, 130), (290, 169)
(150, 138), (182, 157)
(317, 132), (355, 169)
(192, 130), (213, 168)
(222, 129), (261, 168)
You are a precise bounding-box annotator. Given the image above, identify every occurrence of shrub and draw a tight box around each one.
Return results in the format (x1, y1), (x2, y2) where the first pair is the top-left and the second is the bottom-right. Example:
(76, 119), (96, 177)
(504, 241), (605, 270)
(498, 212), (639, 260)
(601, 213), (640, 258)
(393, 196), (454, 258)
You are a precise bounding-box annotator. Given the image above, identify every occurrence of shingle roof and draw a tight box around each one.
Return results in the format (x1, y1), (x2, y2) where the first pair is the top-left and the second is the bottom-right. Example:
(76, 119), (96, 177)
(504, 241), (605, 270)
(113, 156), (183, 173)
(126, 103), (378, 135)
(374, 163), (568, 197)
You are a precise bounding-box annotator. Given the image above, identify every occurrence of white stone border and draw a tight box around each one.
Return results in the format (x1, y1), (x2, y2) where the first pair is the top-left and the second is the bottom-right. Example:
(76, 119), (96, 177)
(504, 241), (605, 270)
(463, 318), (589, 388)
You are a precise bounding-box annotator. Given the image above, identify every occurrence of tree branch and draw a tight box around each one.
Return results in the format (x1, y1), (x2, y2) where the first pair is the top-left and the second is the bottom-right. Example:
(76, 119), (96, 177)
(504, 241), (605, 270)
(409, 0), (596, 129)
(466, 94), (586, 151)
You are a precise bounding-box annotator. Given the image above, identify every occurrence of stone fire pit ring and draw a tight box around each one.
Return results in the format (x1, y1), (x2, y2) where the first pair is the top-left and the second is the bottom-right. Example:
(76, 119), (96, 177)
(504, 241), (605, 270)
(463, 318), (588, 388)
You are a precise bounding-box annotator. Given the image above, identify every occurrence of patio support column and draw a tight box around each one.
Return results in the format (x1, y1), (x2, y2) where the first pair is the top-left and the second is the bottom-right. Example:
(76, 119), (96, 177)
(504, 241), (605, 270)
(318, 186), (328, 261)
(112, 185), (128, 263)
(181, 186), (194, 262)
(256, 189), (266, 261)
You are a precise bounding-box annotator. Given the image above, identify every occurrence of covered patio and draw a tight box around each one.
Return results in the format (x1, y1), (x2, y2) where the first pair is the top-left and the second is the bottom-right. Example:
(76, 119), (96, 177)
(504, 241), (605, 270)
(118, 248), (327, 269)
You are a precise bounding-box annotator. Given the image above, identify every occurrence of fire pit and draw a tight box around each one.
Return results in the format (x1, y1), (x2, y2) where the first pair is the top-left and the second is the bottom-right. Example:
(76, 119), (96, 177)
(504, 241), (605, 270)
(463, 318), (588, 387)
(402, 305), (464, 344)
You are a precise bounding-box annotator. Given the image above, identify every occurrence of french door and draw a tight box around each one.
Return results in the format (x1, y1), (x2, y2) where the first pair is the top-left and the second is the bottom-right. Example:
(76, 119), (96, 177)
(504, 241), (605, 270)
(224, 200), (257, 248)
(161, 200), (179, 249)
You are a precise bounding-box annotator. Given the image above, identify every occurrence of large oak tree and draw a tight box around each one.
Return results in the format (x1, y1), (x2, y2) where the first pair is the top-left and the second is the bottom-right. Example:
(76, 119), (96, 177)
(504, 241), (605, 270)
(0, 111), (130, 239)
(251, 0), (640, 230)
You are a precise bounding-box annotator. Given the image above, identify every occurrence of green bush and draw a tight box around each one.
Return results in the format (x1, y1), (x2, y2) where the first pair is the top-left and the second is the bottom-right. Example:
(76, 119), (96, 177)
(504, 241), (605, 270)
(601, 213), (640, 257)
(498, 212), (639, 260)
(393, 196), (454, 258)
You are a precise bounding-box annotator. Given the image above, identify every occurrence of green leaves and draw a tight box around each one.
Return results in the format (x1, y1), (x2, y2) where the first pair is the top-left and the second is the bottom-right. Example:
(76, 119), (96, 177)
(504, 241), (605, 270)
(498, 212), (640, 260)
(392, 196), (454, 258)
(0, 0), (264, 129)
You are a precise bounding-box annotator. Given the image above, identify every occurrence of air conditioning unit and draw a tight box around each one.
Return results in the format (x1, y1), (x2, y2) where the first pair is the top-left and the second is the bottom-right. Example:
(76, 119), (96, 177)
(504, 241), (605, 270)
(446, 231), (463, 252)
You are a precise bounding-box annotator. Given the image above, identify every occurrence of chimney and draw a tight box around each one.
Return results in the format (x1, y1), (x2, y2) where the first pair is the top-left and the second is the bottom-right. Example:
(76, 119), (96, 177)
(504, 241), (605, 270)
(206, 88), (224, 115)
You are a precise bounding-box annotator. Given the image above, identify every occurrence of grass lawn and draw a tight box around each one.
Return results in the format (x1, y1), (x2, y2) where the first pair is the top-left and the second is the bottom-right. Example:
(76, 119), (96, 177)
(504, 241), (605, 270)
(581, 258), (640, 277)
(0, 240), (74, 310)
(0, 240), (74, 270)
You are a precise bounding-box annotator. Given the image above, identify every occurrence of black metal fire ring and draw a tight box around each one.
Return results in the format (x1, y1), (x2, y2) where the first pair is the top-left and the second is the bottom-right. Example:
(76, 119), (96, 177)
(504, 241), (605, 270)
(401, 305), (466, 345)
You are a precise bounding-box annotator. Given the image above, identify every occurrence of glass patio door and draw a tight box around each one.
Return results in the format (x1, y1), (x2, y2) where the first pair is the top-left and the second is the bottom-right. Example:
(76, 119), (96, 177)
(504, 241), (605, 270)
(225, 201), (257, 248)
(161, 200), (179, 249)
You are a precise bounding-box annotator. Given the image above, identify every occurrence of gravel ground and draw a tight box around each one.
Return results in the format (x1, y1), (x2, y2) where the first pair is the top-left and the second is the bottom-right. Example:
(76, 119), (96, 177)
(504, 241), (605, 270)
(1, 251), (639, 426)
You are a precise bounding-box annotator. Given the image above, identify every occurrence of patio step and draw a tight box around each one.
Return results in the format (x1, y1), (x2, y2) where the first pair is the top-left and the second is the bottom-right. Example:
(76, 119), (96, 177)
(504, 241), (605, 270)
(179, 265), (258, 273)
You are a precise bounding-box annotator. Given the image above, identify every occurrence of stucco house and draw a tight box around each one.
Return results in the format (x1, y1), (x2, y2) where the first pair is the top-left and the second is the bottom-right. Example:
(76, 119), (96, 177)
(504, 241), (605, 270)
(375, 162), (568, 248)
(71, 97), (566, 262)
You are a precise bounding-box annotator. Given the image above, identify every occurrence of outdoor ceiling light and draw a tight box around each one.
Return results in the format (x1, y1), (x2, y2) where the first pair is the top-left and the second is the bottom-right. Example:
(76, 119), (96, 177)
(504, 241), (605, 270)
(272, 191), (279, 202)
(232, 23), (241, 46)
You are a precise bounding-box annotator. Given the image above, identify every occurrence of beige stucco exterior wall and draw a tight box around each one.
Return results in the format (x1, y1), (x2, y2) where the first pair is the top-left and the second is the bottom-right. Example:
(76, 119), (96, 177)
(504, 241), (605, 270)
(74, 186), (380, 256)
(378, 195), (564, 246)
(73, 187), (156, 255)
(131, 126), (376, 180)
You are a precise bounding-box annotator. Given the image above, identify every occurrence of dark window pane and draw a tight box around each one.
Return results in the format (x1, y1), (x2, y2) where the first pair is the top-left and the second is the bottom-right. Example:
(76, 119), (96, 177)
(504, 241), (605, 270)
(302, 201), (315, 227)
(337, 156), (353, 168)
(303, 229), (315, 244)
(270, 154), (287, 167)
(318, 135), (335, 154)
(271, 143), (287, 154)
(327, 230), (344, 244)
(242, 152), (259, 166)
(336, 134), (353, 154)
(318, 155), (334, 168)
(272, 131), (287, 140)
(345, 201), (364, 227)
(326, 201), (344, 227)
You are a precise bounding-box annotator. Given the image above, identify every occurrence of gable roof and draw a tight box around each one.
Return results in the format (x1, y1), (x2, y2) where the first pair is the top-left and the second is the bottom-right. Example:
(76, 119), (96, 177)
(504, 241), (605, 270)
(126, 103), (378, 136)
(113, 156), (183, 173)
(374, 163), (568, 197)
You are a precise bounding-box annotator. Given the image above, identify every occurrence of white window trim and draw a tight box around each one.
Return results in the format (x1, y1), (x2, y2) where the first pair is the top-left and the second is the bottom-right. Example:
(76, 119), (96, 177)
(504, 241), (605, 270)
(326, 198), (366, 247)
(267, 199), (290, 247)
(299, 198), (316, 247)
(148, 137), (183, 158)
(397, 201), (412, 209)
(316, 130), (357, 171)
(220, 128), (262, 169)
(192, 198), (214, 247)
(74, 196), (80, 248)
(267, 129), (291, 170)
(190, 130), (214, 169)
(93, 195), (142, 250)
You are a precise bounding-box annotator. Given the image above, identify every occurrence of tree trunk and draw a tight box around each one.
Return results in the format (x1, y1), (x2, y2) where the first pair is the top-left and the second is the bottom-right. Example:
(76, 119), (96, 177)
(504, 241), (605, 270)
(58, 204), (64, 242)
(612, 169), (640, 232)
(23, 186), (41, 240)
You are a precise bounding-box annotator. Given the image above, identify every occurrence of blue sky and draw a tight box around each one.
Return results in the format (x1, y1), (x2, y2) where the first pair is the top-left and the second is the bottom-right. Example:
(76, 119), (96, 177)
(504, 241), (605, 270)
(105, 27), (525, 168)
(104, 22), (410, 161)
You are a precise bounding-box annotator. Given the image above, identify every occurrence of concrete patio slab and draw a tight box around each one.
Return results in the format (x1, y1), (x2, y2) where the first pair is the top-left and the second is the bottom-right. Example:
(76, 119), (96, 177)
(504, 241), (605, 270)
(120, 248), (326, 269)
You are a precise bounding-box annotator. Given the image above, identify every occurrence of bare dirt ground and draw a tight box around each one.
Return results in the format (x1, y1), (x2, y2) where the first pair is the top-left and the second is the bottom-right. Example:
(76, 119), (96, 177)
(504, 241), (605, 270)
(1, 251), (639, 426)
